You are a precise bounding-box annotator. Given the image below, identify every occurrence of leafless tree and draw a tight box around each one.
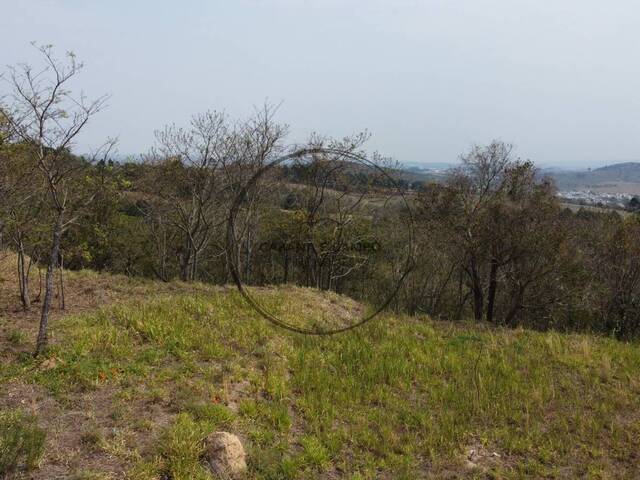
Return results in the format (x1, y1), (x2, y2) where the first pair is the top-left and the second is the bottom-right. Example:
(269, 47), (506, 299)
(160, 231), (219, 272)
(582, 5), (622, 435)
(142, 103), (288, 283)
(222, 103), (288, 283)
(286, 135), (375, 291)
(2, 44), (111, 355)
(143, 110), (231, 281)
(0, 112), (44, 310)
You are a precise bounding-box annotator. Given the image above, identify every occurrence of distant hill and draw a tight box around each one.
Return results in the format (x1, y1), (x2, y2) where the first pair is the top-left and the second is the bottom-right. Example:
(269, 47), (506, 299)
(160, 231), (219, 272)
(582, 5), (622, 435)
(402, 162), (456, 171)
(591, 162), (640, 180)
(549, 162), (640, 193)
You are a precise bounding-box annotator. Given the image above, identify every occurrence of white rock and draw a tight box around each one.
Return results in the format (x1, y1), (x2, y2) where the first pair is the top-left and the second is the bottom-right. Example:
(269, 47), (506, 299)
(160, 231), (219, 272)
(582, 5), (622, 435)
(204, 431), (247, 478)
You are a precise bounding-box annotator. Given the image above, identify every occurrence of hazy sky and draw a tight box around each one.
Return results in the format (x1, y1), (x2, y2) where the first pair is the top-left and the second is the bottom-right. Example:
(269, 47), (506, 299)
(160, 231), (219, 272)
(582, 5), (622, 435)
(3, 0), (639, 167)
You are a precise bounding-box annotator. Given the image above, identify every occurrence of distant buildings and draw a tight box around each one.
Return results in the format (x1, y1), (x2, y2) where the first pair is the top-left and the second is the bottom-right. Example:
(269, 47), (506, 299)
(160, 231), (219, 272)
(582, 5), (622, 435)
(558, 190), (635, 210)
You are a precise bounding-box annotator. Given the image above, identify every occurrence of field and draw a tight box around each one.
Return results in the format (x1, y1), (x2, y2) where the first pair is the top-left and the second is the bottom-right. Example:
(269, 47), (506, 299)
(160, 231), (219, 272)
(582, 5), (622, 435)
(559, 203), (633, 217)
(1, 256), (639, 479)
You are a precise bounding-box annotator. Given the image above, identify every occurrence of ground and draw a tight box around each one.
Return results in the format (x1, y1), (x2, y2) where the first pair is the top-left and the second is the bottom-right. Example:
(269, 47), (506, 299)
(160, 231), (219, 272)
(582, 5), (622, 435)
(1, 253), (639, 479)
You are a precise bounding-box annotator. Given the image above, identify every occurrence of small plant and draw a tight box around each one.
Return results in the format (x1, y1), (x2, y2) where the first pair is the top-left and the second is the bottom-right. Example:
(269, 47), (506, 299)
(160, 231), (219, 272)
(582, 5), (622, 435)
(157, 413), (212, 480)
(299, 435), (330, 469)
(6, 329), (27, 346)
(79, 428), (104, 452)
(185, 402), (235, 428)
(0, 409), (46, 475)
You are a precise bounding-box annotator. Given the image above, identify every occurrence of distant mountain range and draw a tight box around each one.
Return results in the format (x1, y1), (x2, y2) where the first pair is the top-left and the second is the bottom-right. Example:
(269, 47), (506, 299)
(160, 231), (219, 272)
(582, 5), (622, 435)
(396, 161), (640, 196)
(549, 162), (640, 193)
(401, 162), (456, 171)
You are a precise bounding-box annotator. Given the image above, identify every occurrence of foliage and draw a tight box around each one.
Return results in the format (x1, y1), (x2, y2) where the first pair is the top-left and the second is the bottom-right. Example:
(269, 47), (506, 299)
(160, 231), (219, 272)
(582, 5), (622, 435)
(2, 39), (639, 346)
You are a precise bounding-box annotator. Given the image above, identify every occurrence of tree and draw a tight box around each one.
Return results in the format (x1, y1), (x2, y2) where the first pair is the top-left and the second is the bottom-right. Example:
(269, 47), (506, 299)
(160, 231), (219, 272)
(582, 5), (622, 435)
(416, 141), (567, 325)
(142, 104), (288, 283)
(577, 214), (640, 338)
(144, 111), (228, 281)
(2, 44), (111, 355)
(220, 104), (288, 284)
(244, 132), (390, 294)
(0, 137), (47, 310)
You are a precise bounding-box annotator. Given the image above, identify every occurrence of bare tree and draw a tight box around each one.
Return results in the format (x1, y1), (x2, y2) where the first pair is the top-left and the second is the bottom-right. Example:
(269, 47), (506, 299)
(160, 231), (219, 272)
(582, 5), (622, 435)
(0, 113), (44, 310)
(142, 103), (288, 283)
(2, 44), (110, 355)
(143, 110), (230, 281)
(224, 104), (288, 284)
(284, 134), (375, 291)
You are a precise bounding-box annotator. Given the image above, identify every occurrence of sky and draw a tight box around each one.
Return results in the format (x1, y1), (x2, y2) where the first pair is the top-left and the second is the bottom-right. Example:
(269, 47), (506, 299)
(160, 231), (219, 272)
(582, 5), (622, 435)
(2, 0), (639, 168)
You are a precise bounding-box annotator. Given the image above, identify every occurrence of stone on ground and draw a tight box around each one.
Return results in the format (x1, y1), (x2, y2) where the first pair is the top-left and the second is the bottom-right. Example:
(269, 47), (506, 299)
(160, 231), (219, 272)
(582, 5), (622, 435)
(204, 431), (247, 477)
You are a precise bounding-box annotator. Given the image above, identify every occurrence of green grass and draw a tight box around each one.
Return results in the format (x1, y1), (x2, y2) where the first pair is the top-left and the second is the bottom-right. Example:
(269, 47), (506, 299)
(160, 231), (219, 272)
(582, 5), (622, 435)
(6, 329), (27, 346)
(1, 285), (639, 478)
(0, 409), (46, 475)
(156, 413), (214, 480)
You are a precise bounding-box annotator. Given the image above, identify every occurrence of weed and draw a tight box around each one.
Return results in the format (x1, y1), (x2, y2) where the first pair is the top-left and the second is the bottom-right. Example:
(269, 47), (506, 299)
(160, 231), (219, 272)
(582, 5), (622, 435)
(157, 413), (213, 480)
(0, 409), (46, 475)
(6, 329), (27, 346)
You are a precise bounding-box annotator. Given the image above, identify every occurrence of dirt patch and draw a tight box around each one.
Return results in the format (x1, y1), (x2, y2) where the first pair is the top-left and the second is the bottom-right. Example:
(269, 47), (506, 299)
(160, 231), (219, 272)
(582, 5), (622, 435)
(462, 440), (504, 473)
(0, 251), (219, 358)
(250, 285), (366, 331)
(1, 381), (128, 479)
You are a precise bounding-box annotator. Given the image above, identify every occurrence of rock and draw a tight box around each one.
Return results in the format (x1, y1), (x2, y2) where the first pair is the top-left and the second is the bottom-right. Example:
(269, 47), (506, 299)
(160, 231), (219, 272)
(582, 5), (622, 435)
(204, 431), (247, 478)
(40, 357), (64, 370)
(463, 443), (502, 471)
(465, 448), (479, 470)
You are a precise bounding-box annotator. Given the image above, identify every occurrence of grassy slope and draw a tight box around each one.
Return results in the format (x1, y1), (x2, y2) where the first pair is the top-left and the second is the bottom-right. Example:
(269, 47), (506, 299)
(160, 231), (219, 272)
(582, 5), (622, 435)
(0, 264), (639, 479)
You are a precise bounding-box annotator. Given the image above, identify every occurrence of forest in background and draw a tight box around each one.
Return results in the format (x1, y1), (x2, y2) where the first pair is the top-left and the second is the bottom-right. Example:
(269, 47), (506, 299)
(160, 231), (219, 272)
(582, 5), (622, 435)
(1, 46), (640, 358)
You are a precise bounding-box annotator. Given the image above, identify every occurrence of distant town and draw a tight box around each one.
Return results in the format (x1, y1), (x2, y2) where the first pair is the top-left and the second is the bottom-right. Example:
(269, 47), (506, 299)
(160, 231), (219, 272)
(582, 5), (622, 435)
(558, 190), (639, 211)
(403, 161), (640, 212)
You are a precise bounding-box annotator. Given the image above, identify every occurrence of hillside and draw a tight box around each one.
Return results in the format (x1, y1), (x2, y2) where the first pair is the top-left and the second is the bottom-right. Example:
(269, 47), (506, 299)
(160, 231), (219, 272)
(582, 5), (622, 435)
(551, 162), (640, 193)
(1, 260), (639, 479)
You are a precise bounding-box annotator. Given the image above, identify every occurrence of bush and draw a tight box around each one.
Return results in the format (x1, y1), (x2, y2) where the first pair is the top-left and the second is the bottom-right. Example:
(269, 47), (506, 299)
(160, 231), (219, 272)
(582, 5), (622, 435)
(0, 409), (46, 474)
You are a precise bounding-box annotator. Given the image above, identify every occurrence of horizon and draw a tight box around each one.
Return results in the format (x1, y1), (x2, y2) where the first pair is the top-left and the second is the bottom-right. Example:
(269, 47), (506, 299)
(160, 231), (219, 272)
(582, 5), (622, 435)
(106, 153), (640, 171)
(3, 1), (640, 168)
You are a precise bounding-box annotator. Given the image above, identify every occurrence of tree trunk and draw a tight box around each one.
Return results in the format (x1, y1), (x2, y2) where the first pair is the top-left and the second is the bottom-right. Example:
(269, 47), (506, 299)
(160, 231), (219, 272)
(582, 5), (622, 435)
(35, 213), (63, 357)
(58, 252), (65, 310)
(469, 259), (484, 321)
(486, 259), (498, 323)
(283, 248), (289, 283)
(36, 267), (42, 302)
(17, 242), (31, 310)
(191, 250), (198, 281)
(472, 284), (483, 321)
(244, 235), (252, 284)
(179, 236), (192, 282)
(505, 286), (525, 327)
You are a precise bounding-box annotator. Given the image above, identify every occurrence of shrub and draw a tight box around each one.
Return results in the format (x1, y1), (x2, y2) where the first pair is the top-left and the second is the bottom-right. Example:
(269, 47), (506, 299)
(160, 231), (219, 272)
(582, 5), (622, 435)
(0, 409), (46, 474)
